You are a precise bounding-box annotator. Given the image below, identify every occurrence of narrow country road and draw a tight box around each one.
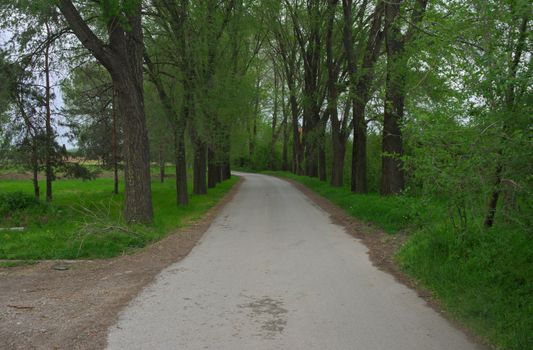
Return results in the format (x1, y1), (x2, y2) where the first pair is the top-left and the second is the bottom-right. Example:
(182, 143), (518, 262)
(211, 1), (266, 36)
(107, 173), (480, 350)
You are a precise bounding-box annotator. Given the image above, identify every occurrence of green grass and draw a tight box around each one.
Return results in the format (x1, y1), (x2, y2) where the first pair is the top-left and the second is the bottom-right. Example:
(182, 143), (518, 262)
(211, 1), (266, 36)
(266, 171), (532, 350)
(0, 175), (238, 260)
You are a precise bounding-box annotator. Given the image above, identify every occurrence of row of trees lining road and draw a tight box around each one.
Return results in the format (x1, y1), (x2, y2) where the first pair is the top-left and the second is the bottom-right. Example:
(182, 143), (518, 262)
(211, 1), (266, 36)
(0, 0), (531, 231)
(260, 0), (532, 231)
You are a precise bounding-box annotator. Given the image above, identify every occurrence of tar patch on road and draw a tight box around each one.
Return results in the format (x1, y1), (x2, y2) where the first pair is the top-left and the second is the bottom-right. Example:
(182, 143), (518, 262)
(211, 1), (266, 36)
(239, 296), (288, 339)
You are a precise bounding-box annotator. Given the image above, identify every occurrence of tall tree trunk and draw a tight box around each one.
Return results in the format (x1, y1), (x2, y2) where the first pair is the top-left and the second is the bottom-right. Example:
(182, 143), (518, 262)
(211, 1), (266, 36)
(281, 82), (289, 171)
(20, 90), (40, 199)
(220, 128), (231, 181)
(59, 0), (153, 223)
(270, 72), (279, 170)
(327, 0), (341, 186)
(288, 82), (302, 174)
(193, 138), (207, 194)
(159, 142), (165, 183)
(112, 86), (119, 194)
(175, 127), (188, 205)
(115, 73), (153, 222)
(207, 147), (219, 188)
(352, 99), (368, 192)
(31, 141), (40, 200)
(281, 125), (289, 171)
(343, 0), (384, 193)
(380, 0), (426, 195)
(381, 1), (405, 195)
(380, 64), (406, 194)
(221, 162), (231, 180)
(293, 0), (321, 178)
(318, 129), (327, 182)
(331, 134), (346, 186)
(176, 58), (191, 205)
(44, 21), (53, 203)
(249, 78), (260, 161)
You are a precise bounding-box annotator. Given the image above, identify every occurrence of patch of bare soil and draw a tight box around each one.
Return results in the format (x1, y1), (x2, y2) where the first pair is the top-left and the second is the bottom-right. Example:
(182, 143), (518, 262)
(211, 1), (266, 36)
(0, 178), (243, 350)
(281, 177), (490, 350)
(0, 172), (42, 181)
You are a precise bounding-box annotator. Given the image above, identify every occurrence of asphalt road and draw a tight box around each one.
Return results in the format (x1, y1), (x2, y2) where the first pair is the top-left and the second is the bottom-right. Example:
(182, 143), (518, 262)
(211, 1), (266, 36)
(107, 173), (480, 350)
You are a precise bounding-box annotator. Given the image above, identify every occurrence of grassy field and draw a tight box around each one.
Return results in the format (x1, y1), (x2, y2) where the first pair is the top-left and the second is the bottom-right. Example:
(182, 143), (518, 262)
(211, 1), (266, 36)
(266, 171), (532, 350)
(0, 171), (237, 260)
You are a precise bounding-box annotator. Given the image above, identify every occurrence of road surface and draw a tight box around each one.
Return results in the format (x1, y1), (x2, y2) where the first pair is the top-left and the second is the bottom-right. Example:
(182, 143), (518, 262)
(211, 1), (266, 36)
(107, 173), (480, 350)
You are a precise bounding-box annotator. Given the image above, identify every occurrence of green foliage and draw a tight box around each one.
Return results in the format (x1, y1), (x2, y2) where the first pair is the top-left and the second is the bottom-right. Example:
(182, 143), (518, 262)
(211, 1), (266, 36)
(99, 0), (120, 19)
(61, 163), (101, 181)
(399, 226), (533, 350)
(0, 191), (39, 216)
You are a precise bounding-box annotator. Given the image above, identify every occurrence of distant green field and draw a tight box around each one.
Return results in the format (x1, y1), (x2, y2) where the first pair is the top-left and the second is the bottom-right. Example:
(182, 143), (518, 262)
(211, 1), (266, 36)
(0, 174), (237, 260)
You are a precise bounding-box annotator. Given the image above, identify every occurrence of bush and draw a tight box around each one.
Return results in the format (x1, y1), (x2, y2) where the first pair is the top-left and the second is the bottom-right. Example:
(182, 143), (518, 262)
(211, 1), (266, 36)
(61, 163), (101, 181)
(0, 191), (38, 216)
(398, 226), (533, 350)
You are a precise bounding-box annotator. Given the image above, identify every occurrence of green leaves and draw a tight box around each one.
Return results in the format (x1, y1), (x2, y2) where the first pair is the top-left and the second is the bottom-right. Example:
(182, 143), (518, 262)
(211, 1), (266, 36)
(100, 0), (121, 20)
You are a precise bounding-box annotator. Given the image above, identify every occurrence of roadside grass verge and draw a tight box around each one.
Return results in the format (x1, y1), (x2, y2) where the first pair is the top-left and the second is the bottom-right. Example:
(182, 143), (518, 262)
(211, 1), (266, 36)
(0, 176), (238, 260)
(266, 171), (532, 350)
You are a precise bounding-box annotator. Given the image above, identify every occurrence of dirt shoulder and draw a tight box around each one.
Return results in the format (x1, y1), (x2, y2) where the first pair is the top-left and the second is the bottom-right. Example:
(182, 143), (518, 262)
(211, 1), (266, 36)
(0, 178), (243, 350)
(279, 177), (490, 350)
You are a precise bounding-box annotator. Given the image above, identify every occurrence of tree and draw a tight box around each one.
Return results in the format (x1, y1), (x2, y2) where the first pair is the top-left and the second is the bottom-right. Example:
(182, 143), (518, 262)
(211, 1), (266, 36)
(342, 0), (384, 192)
(380, 0), (428, 195)
(58, 0), (153, 223)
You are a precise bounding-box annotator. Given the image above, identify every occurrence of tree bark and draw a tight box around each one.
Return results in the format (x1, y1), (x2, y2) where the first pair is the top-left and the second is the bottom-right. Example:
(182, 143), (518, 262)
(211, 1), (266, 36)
(288, 81), (302, 174)
(381, 1), (406, 195)
(19, 87), (40, 199)
(318, 127), (327, 182)
(31, 141), (40, 200)
(220, 128), (231, 181)
(352, 100), (368, 192)
(193, 138), (207, 194)
(327, 0), (343, 186)
(175, 127), (188, 205)
(159, 143), (165, 183)
(249, 76), (260, 161)
(207, 147), (219, 188)
(44, 21), (53, 203)
(270, 71), (279, 170)
(281, 81), (289, 171)
(112, 86), (119, 194)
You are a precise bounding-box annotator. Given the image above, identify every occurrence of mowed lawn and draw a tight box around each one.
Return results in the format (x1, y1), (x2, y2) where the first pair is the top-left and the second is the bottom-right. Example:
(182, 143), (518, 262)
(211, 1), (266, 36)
(0, 173), (237, 260)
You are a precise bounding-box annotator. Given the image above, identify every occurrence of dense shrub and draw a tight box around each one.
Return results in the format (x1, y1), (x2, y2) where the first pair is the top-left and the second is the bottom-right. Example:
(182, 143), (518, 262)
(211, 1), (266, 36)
(0, 191), (38, 216)
(61, 163), (101, 181)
